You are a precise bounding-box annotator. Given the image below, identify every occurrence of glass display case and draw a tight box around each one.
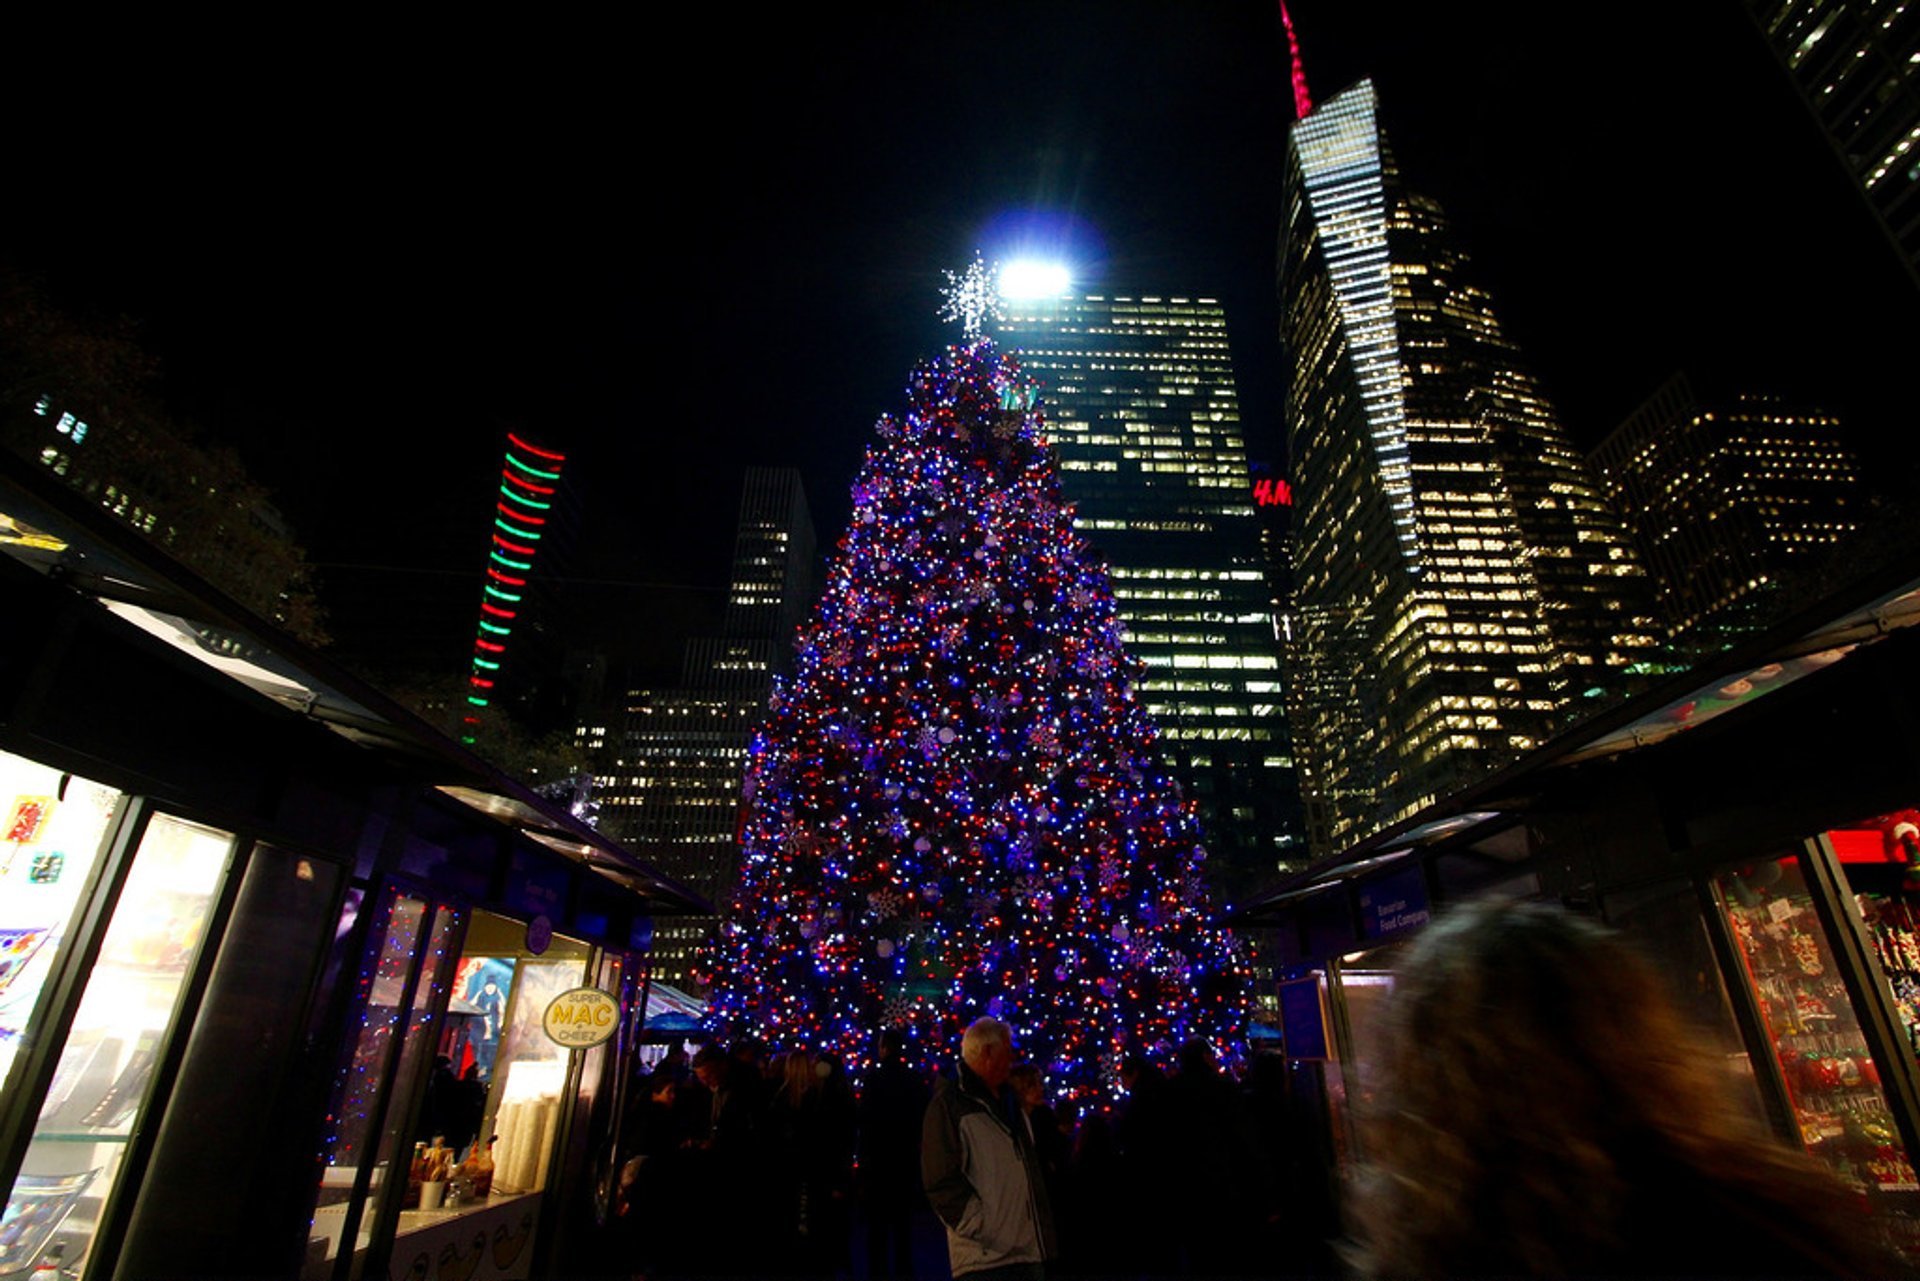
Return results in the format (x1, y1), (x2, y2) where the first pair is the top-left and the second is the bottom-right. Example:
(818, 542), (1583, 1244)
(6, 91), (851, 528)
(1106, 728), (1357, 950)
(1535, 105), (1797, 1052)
(1715, 855), (1919, 1194)
(0, 751), (125, 1101)
(1858, 890), (1920, 1053)
(0, 811), (233, 1279)
(1826, 814), (1920, 1055)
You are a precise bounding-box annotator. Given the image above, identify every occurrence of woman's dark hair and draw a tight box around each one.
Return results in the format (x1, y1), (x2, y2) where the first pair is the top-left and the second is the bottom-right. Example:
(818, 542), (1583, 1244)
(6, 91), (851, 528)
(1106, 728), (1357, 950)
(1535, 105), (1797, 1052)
(1349, 899), (1873, 1276)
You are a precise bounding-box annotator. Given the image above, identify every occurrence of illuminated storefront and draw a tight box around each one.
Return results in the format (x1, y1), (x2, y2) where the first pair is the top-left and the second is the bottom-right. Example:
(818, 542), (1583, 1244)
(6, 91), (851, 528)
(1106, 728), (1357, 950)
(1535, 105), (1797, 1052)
(0, 457), (705, 1280)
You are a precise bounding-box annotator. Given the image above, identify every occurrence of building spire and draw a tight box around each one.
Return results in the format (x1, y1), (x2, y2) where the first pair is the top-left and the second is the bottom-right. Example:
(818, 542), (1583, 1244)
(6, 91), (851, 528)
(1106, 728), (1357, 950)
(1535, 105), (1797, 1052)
(1280, 1), (1314, 120)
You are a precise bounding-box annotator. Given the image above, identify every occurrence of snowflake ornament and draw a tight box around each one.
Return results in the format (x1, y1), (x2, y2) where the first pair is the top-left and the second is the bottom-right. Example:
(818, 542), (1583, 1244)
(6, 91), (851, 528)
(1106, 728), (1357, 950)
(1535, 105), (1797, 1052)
(938, 255), (1004, 339)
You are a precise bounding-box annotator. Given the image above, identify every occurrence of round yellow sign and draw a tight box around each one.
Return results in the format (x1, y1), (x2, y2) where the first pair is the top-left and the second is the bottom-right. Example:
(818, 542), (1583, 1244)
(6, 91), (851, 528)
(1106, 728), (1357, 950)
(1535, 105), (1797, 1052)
(542, 987), (620, 1049)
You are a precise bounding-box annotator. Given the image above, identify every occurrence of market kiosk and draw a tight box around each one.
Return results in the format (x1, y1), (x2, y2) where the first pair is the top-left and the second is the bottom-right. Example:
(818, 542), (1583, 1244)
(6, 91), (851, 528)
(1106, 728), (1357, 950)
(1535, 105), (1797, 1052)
(1240, 564), (1920, 1263)
(0, 457), (707, 1280)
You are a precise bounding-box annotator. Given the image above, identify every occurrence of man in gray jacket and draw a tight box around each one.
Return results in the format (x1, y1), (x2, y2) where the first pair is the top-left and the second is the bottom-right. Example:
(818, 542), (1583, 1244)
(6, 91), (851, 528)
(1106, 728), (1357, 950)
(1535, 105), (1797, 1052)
(921, 1017), (1058, 1280)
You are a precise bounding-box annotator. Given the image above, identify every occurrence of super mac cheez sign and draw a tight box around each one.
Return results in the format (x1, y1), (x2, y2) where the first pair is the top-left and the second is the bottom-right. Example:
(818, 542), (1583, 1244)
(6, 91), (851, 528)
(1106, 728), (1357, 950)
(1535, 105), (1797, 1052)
(543, 987), (620, 1049)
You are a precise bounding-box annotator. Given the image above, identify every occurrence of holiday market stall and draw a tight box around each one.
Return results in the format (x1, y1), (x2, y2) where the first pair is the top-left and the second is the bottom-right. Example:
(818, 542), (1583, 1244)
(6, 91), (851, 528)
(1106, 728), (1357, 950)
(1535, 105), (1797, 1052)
(1239, 560), (1920, 1261)
(0, 455), (706, 1281)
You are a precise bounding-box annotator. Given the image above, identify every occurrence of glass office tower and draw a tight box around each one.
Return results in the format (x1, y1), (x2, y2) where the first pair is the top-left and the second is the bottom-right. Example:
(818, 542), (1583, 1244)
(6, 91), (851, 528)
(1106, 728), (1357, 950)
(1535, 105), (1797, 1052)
(1280, 79), (1659, 855)
(1746, 0), (1920, 290)
(583, 468), (817, 990)
(994, 294), (1307, 892)
(1590, 372), (1865, 659)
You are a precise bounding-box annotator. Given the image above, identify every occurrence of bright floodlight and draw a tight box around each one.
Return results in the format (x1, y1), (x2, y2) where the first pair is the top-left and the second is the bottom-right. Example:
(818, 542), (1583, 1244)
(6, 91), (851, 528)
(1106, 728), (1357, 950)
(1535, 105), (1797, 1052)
(999, 260), (1071, 299)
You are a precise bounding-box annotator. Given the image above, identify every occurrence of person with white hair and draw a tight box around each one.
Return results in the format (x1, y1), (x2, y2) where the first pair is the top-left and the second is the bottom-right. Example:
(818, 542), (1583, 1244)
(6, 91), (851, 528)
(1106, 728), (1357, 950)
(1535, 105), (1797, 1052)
(921, 1016), (1057, 1279)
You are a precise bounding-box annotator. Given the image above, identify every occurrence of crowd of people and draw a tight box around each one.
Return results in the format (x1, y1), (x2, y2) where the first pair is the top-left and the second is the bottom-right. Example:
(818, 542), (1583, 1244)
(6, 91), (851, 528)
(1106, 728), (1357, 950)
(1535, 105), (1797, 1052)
(605, 901), (1900, 1279)
(609, 1024), (1327, 1281)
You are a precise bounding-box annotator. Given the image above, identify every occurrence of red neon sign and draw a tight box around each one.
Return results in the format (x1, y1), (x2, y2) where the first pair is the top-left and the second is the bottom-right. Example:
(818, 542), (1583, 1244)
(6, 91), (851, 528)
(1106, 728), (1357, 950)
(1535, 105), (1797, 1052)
(1253, 478), (1294, 507)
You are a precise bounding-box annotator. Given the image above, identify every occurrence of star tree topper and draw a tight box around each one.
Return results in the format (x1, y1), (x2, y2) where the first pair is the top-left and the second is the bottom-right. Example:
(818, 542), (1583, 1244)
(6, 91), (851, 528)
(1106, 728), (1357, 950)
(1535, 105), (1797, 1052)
(939, 255), (1004, 338)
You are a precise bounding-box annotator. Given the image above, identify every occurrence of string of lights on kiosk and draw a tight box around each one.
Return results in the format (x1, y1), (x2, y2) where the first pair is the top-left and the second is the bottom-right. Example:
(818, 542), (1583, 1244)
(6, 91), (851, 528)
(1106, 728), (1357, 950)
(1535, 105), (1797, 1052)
(705, 298), (1248, 1100)
(464, 435), (567, 745)
(319, 897), (422, 1168)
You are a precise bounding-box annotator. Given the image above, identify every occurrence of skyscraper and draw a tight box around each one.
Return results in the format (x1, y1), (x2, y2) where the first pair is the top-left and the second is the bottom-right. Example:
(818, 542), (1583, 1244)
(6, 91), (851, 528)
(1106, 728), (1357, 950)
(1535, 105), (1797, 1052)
(1280, 79), (1660, 854)
(992, 293), (1306, 892)
(584, 468), (817, 990)
(1745, 0), (1920, 290)
(1589, 372), (1864, 657)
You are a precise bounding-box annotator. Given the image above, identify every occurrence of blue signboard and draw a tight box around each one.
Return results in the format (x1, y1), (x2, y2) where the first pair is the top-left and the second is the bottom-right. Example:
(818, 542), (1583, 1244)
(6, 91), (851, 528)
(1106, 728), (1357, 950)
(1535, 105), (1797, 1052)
(505, 847), (569, 921)
(1355, 862), (1430, 942)
(1278, 976), (1330, 1061)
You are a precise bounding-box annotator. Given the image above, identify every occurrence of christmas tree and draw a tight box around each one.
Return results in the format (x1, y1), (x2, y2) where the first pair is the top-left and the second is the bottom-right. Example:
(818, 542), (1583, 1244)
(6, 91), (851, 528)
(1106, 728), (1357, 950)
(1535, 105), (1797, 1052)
(706, 276), (1247, 1099)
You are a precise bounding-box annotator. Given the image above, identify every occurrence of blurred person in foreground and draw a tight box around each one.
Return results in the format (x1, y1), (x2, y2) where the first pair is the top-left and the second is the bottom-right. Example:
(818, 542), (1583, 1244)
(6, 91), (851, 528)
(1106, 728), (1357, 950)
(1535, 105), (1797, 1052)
(1347, 899), (1891, 1278)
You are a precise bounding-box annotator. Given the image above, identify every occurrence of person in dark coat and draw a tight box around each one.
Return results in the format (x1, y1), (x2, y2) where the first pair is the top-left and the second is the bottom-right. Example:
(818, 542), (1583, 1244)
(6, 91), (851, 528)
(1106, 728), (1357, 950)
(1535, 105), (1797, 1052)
(690, 1041), (765, 1152)
(1166, 1038), (1277, 1277)
(765, 1049), (857, 1278)
(1007, 1064), (1068, 1198)
(1113, 1055), (1180, 1274)
(619, 1072), (690, 1278)
(815, 1054), (859, 1276)
(686, 1042), (771, 1275)
(1054, 1109), (1126, 1278)
(857, 1029), (930, 1280)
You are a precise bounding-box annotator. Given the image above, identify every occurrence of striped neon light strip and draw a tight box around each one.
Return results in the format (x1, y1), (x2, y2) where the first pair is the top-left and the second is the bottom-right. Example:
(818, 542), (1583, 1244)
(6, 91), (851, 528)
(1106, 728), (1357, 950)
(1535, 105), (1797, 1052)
(502, 470), (556, 496)
(466, 433), (566, 728)
(496, 502), (547, 526)
(499, 484), (553, 510)
(505, 451), (561, 480)
(507, 432), (566, 462)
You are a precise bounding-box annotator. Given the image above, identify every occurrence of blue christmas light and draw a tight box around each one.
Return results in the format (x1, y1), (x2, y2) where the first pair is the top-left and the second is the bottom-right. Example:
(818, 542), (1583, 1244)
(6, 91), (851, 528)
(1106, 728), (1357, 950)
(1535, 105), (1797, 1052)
(704, 339), (1248, 1098)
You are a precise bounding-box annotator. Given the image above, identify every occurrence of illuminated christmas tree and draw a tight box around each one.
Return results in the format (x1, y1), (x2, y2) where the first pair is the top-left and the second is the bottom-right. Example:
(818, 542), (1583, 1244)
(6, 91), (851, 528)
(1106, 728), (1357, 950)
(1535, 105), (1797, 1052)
(706, 267), (1247, 1098)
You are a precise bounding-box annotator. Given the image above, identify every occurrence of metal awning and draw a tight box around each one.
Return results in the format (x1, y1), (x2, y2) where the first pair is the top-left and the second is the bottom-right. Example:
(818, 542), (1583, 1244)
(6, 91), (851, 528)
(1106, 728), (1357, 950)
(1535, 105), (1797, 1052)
(1236, 556), (1920, 922)
(0, 452), (710, 916)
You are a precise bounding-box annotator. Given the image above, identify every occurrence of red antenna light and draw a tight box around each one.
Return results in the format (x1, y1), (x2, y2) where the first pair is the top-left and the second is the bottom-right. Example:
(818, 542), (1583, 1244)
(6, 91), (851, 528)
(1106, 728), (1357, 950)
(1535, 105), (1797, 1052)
(1280, 1), (1313, 120)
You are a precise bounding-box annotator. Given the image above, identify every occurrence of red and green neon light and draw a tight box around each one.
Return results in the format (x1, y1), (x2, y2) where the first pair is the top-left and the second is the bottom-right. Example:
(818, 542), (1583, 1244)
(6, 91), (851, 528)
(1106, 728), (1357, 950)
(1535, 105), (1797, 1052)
(463, 432), (567, 741)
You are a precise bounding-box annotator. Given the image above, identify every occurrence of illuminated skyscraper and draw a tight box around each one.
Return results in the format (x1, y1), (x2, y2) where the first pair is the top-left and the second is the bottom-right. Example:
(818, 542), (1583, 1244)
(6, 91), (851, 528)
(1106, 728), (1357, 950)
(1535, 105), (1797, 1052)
(992, 294), (1306, 891)
(1746, 0), (1920, 289)
(1280, 79), (1660, 854)
(1590, 372), (1864, 657)
(583, 468), (817, 990)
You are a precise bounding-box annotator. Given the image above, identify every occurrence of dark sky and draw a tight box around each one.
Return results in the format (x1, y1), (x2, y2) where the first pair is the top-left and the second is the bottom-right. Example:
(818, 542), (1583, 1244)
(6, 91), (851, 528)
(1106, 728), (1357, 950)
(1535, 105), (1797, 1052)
(9, 2), (1917, 676)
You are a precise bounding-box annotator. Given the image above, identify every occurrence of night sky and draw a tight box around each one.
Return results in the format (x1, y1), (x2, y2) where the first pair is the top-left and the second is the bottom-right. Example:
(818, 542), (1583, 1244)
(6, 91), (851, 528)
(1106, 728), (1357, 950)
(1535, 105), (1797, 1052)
(9, 2), (1917, 682)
